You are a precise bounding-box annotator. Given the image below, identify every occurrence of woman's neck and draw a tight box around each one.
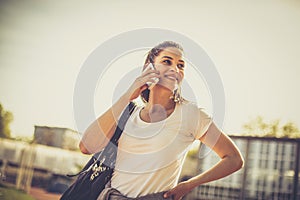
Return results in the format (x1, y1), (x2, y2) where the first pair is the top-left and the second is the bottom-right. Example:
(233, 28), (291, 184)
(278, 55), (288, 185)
(145, 86), (175, 112)
(140, 87), (176, 123)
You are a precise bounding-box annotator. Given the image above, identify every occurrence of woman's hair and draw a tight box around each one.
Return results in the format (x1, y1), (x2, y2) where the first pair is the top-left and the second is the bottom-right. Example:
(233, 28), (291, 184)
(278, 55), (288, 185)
(141, 41), (184, 103)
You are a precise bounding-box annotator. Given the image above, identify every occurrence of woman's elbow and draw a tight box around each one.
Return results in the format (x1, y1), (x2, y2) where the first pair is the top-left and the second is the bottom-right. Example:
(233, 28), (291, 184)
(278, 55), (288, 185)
(79, 141), (91, 155)
(233, 153), (244, 171)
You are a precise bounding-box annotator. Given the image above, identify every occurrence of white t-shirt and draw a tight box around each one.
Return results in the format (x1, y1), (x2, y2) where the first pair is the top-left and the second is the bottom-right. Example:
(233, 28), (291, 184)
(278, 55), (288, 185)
(111, 101), (212, 198)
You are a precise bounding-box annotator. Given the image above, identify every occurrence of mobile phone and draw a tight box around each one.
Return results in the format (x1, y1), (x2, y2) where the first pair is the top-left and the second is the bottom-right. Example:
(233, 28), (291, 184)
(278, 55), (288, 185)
(145, 63), (159, 88)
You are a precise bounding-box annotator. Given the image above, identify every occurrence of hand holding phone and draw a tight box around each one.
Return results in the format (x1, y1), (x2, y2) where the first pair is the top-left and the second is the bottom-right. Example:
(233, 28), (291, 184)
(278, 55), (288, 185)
(144, 63), (159, 88)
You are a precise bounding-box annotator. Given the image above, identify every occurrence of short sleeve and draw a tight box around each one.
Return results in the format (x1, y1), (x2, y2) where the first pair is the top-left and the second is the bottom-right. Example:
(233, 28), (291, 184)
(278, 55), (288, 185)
(193, 108), (213, 139)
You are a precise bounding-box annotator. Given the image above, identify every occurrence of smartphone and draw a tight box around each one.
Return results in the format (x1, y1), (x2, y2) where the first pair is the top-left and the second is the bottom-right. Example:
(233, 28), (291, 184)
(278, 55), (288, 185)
(145, 63), (159, 88)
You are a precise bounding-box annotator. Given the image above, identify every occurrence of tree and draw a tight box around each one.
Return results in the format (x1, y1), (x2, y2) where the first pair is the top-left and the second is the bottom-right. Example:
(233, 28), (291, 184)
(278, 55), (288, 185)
(0, 103), (14, 138)
(242, 116), (300, 138)
(282, 122), (300, 138)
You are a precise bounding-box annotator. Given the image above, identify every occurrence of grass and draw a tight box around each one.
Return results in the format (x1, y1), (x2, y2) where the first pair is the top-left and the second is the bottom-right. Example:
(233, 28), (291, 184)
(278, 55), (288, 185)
(0, 182), (35, 200)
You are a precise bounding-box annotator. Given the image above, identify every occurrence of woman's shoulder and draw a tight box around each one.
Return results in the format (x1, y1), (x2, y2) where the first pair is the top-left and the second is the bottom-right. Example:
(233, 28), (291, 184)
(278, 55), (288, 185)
(179, 100), (211, 117)
(180, 100), (199, 110)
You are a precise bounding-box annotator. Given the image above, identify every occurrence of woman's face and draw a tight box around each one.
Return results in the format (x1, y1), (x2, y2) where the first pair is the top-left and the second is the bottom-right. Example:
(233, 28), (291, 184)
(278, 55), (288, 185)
(153, 47), (185, 91)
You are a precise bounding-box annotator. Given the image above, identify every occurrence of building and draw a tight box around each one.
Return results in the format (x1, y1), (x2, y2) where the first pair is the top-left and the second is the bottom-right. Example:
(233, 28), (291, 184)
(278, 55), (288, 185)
(34, 125), (80, 150)
(195, 136), (300, 200)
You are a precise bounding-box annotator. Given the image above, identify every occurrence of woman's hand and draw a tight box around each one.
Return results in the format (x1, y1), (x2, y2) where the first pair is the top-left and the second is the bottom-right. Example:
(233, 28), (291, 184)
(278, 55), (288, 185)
(163, 181), (192, 200)
(124, 67), (160, 101)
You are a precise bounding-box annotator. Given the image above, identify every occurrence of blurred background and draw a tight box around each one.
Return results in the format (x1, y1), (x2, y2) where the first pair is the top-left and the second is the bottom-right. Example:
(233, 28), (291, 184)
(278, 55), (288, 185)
(0, 0), (299, 199)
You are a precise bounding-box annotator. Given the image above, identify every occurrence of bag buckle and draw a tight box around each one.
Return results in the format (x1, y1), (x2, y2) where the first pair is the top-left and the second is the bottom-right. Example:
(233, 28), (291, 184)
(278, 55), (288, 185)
(90, 158), (107, 181)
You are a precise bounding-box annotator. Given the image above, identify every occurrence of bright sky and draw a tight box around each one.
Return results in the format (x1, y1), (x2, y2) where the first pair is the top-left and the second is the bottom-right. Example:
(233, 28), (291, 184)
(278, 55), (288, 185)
(0, 0), (299, 138)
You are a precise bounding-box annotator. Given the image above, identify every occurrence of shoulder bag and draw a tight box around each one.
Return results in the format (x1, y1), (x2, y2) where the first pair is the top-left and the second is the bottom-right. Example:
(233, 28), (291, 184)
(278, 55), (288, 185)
(60, 102), (136, 200)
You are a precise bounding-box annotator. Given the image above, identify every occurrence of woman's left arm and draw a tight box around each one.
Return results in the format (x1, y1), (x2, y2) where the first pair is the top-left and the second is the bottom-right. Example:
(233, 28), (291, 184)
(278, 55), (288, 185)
(164, 122), (244, 200)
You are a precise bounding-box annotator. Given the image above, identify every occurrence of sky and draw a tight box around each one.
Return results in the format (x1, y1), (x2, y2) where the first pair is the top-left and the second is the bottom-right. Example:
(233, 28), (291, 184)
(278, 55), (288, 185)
(0, 0), (300, 138)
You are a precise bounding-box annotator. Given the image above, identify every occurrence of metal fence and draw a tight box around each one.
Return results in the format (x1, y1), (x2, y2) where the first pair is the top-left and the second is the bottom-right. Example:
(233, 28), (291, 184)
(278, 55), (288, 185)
(195, 136), (300, 200)
(0, 138), (89, 192)
(1, 137), (300, 199)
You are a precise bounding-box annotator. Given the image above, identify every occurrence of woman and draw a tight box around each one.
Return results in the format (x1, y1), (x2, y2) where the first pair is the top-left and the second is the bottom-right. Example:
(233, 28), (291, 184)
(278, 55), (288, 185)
(80, 41), (244, 200)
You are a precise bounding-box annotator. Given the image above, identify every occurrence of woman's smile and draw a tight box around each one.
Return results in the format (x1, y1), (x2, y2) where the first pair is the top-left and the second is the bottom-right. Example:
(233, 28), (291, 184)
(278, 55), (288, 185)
(164, 73), (178, 81)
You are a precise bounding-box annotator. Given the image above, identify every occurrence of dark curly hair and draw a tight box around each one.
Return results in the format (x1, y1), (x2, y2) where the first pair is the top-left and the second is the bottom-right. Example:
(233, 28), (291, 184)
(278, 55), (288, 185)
(140, 41), (184, 103)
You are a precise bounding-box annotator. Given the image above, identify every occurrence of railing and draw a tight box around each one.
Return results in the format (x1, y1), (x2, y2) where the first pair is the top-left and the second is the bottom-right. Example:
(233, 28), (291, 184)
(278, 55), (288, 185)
(0, 138), (90, 192)
(195, 136), (300, 200)
(1, 137), (299, 199)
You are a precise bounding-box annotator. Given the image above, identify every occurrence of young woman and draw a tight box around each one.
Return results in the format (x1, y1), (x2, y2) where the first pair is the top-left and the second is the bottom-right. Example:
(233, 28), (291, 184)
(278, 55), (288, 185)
(80, 41), (244, 200)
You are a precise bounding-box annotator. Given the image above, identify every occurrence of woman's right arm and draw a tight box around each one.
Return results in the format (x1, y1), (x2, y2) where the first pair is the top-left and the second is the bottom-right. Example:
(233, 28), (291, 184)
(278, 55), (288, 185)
(79, 68), (160, 154)
(79, 94), (131, 154)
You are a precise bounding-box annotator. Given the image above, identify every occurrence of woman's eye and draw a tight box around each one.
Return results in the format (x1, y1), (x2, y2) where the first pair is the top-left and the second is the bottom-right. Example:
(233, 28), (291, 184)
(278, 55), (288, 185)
(178, 64), (185, 69)
(163, 60), (171, 65)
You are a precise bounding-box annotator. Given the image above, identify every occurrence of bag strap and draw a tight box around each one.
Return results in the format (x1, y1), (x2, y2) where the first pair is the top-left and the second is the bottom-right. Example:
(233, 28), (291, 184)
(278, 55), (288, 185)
(110, 101), (136, 145)
(94, 101), (136, 161)
(67, 102), (137, 177)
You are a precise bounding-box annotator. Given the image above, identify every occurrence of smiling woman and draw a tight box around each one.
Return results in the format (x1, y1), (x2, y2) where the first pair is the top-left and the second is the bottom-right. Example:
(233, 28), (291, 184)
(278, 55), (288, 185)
(79, 41), (244, 200)
(141, 41), (185, 105)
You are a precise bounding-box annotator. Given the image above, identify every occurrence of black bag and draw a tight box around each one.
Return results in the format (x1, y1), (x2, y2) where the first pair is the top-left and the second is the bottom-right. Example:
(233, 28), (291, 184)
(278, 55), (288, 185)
(60, 102), (136, 200)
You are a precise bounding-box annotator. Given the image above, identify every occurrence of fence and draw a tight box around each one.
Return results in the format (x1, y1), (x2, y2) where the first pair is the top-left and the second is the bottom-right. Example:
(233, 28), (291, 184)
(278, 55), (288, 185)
(195, 136), (300, 200)
(1, 137), (300, 199)
(0, 138), (90, 192)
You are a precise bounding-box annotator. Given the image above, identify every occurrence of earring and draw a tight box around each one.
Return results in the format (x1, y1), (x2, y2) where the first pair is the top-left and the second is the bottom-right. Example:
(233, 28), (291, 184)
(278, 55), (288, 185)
(171, 85), (184, 103)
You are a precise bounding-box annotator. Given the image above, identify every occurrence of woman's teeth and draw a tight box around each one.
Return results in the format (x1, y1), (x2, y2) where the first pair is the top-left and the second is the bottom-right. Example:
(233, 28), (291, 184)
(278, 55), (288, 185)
(165, 75), (177, 80)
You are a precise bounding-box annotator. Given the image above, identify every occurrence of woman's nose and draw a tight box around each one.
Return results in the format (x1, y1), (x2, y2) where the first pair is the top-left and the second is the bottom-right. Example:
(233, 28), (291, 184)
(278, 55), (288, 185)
(169, 65), (179, 73)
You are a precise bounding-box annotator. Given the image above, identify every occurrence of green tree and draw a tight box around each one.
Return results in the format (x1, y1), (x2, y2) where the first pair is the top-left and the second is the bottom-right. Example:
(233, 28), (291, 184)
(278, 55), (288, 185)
(0, 103), (14, 138)
(281, 122), (300, 138)
(242, 116), (300, 138)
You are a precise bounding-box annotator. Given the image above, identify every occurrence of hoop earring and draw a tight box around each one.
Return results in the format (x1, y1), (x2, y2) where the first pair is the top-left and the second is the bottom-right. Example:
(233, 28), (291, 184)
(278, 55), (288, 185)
(171, 85), (184, 103)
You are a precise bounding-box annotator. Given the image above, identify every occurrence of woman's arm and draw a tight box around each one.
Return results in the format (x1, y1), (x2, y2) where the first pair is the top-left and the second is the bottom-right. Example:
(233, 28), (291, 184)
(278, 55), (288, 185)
(79, 94), (131, 154)
(79, 68), (160, 154)
(189, 122), (244, 185)
(164, 122), (244, 199)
